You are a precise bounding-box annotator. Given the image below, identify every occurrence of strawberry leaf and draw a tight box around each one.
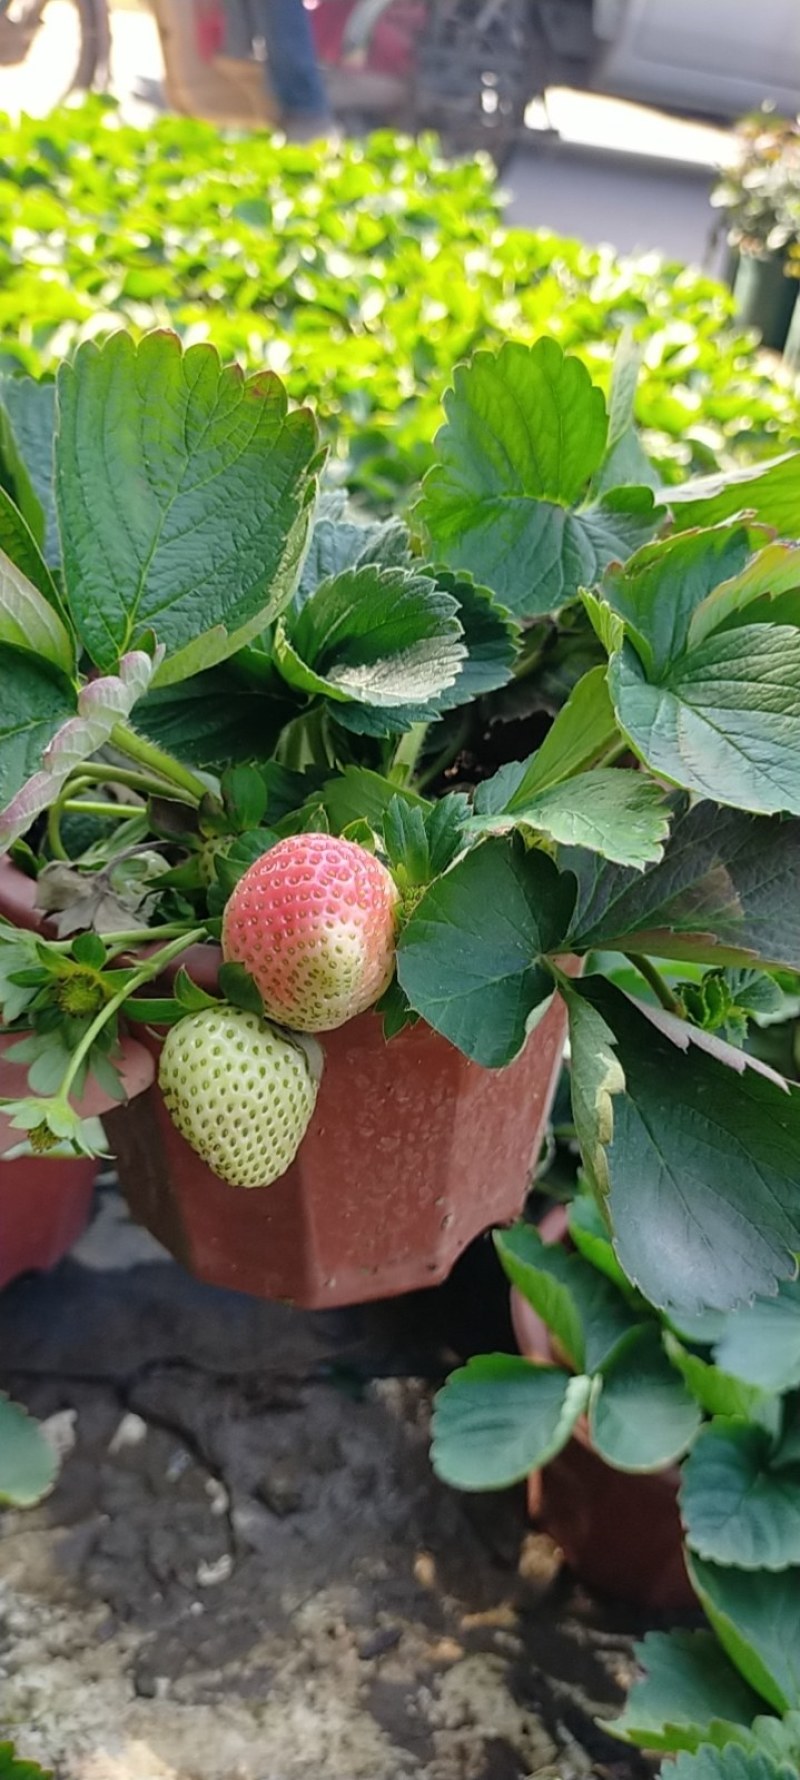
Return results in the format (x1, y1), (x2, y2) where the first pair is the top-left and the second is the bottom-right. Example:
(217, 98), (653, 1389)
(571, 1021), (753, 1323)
(56, 333), (319, 682)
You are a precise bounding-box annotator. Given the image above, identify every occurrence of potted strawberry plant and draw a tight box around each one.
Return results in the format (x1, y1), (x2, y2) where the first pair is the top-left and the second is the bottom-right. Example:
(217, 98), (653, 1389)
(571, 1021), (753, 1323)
(712, 109), (800, 350)
(434, 1157), (800, 1607)
(3, 326), (800, 1329)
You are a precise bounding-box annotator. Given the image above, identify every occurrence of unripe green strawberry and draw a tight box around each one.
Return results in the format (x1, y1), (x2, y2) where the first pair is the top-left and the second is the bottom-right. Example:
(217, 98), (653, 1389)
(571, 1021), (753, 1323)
(158, 1006), (321, 1188)
(221, 833), (398, 1032)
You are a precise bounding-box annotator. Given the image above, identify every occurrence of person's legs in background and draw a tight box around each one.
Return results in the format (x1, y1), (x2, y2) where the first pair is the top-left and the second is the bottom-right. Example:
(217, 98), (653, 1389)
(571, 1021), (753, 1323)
(257, 0), (333, 136)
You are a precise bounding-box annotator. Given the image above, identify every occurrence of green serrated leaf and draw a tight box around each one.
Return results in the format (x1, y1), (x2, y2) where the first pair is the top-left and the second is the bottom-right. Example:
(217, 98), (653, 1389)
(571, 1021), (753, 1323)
(495, 1223), (638, 1372)
(0, 646), (76, 810)
(492, 664), (618, 803)
(589, 1323), (702, 1470)
(69, 932), (107, 969)
(56, 333), (318, 679)
(561, 981), (624, 1196)
(382, 796), (430, 886)
(665, 451), (800, 538)
(396, 837), (574, 1067)
(609, 626), (800, 817)
(663, 1334), (776, 1424)
(567, 1191), (635, 1294)
(418, 339), (655, 617)
(688, 542), (800, 651)
(376, 975), (418, 1039)
(0, 549), (74, 674)
(428, 568), (519, 707)
(689, 1556), (800, 1713)
(564, 800), (800, 971)
(711, 1285), (800, 1393)
(672, 1749), (798, 1780)
(601, 524), (751, 678)
(607, 1629), (764, 1754)
(431, 1353), (591, 1490)
(0, 373), (57, 559)
(0, 483), (63, 618)
(275, 563), (465, 725)
(469, 767), (670, 869)
(138, 666), (298, 771)
(575, 977), (800, 1315)
(681, 1420), (800, 1571)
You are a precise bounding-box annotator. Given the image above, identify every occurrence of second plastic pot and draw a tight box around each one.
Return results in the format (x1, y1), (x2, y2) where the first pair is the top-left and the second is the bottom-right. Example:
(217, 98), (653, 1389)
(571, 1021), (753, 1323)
(512, 1204), (693, 1611)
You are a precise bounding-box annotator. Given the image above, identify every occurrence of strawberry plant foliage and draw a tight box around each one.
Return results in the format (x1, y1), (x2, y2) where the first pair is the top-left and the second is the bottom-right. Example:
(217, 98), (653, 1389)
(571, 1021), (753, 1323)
(4, 325), (800, 1327)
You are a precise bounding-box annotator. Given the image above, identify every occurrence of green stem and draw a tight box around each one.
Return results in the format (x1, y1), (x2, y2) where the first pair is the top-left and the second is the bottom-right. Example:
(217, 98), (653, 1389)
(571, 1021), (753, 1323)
(66, 764), (175, 799)
(46, 804), (69, 862)
(625, 952), (682, 1015)
(63, 800), (143, 820)
(109, 724), (207, 804)
(58, 926), (205, 1105)
(102, 922), (196, 957)
(389, 723), (429, 786)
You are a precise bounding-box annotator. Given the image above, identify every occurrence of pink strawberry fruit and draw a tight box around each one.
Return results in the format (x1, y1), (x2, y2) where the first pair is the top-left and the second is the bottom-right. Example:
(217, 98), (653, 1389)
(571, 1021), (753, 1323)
(221, 834), (398, 1032)
(158, 1006), (321, 1188)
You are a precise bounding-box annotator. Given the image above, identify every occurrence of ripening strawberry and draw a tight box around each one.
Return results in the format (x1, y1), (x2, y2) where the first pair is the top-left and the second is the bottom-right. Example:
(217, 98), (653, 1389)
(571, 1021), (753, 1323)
(158, 1006), (321, 1188)
(221, 833), (398, 1032)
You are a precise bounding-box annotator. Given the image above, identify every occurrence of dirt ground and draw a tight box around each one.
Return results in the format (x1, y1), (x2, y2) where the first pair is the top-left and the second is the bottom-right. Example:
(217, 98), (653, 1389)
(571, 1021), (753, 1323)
(0, 1186), (665, 1780)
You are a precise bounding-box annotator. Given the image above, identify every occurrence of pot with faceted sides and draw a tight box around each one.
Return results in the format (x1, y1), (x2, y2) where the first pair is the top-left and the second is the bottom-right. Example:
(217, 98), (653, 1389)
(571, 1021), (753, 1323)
(0, 866), (97, 1286)
(0, 857), (570, 1309)
(513, 1204), (694, 1611)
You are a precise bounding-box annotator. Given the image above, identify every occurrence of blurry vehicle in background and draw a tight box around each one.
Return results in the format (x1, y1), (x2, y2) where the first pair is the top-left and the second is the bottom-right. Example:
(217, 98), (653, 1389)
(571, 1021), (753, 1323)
(567, 0), (800, 122)
(156, 0), (800, 164)
(4, 0), (800, 158)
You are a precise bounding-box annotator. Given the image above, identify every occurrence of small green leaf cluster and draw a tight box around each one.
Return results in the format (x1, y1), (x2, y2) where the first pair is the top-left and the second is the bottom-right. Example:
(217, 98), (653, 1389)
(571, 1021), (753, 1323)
(432, 1188), (800, 1778)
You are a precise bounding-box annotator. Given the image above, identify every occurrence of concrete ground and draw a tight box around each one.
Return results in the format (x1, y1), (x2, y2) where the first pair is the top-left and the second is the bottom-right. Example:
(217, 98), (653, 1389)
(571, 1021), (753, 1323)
(0, 1184), (662, 1780)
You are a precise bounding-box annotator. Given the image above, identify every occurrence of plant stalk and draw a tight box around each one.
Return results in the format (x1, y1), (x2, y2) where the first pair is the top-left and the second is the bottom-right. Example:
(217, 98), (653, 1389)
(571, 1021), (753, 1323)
(66, 765), (175, 799)
(62, 800), (144, 820)
(46, 804), (69, 862)
(625, 953), (682, 1015)
(109, 724), (207, 804)
(58, 926), (206, 1105)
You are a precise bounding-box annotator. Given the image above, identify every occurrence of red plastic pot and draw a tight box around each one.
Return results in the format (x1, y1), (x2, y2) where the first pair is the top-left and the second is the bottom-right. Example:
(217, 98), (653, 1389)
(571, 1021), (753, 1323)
(106, 935), (572, 1307)
(512, 1204), (694, 1611)
(0, 859), (571, 1309)
(0, 1034), (96, 1289)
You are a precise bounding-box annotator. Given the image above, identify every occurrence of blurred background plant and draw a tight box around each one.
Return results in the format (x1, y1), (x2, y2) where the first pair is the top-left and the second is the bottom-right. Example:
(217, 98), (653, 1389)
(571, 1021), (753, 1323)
(3, 97), (800, 504)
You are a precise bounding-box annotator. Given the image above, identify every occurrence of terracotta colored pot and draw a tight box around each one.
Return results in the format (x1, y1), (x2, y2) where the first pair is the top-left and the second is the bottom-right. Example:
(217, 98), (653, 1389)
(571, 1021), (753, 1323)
(512, 1204), (693, 1610)
(0, 1028), (96, 1288)
(0, 1150), (97, 1290)
(0, 859), (571, 1308)
(106, 932), (571, 1306)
